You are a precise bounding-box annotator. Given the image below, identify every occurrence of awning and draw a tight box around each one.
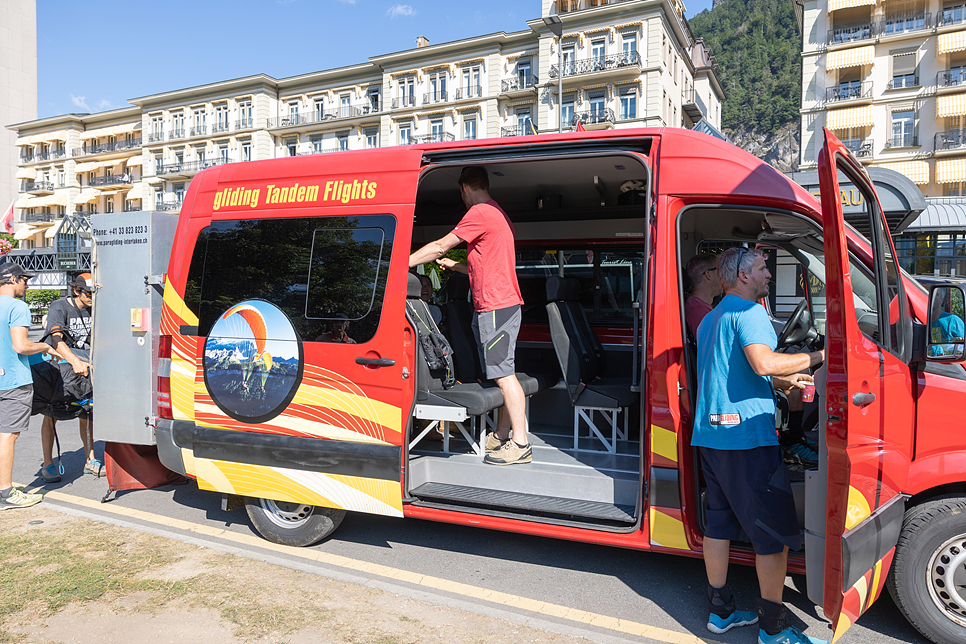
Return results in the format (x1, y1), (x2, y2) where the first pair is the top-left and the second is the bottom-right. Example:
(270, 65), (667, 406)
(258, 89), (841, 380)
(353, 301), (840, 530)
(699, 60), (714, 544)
(29, 195), (52, 208)
(905, 203), (966, 231)
(826, 45), (875, 71)
(96, 159), (119, 170)
(938, 92), (966, 118)
(14, 196), (32, 209)
(45, 223), (61, 239)
(46, 130), (69, 142)
(14, 226), (40, 241)
(939, 31), (966, 55)
(880, 160), (930, 185)
(127, 184), (144, 201)
(51, 192), (70, 207)
(828, 0), (874, 11)
(826, 104), (875, 130)
(73, 190), (99, 205)
(73, 161), (97, 173)
(125, 155), (143, 166)
(15, 167), (36, 180)
(82, 125), (113, 140)
(112, 122), (141, 136)
(937, 158), (966, 184)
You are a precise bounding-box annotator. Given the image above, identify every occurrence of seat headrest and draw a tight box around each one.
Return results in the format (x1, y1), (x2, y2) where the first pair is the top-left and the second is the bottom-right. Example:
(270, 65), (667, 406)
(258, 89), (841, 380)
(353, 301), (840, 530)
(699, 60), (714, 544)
(407, 273), (423, 299)
(546, 276), (580, 302)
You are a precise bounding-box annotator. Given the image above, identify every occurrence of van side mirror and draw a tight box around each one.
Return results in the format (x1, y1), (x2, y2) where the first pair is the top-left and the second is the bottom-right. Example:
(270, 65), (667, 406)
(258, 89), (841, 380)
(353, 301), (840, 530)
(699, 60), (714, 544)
(926, 285), (966, 363)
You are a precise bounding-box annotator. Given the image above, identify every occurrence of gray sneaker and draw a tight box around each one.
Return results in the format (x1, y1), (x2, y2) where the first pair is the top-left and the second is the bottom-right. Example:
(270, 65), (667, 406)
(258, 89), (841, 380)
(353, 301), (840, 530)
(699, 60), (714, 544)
(1, 487), (43, 510)
(484, 432), (508, 453)
(483, 439), (532, 465)
(40, 464), (62, 483)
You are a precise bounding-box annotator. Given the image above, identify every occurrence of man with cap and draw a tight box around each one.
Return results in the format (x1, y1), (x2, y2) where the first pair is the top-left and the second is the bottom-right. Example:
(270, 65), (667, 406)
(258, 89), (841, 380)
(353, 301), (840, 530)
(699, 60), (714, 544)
(39, 272), (96, 482)
(0, 262), (72, 508)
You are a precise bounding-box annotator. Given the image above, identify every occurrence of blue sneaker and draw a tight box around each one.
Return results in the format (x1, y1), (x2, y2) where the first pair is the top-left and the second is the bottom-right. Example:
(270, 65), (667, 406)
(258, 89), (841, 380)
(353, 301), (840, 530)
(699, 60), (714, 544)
(758, 626), (829, 644)
(708, 610), (758, 634)
(40, 464), (61, 483)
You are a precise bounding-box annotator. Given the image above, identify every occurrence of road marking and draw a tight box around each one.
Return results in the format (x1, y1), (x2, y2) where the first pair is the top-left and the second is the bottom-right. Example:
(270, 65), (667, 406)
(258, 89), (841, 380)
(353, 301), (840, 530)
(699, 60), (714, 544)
(38, 488), (711, 644)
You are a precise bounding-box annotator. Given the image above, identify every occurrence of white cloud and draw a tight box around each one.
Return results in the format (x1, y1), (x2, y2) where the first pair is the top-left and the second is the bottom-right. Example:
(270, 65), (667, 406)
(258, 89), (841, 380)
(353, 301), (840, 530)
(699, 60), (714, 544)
(337, 0), (357, 4)
(70, 93), (90, 111)
(387, 3), (415, 17)
(96, 99), (115, 110)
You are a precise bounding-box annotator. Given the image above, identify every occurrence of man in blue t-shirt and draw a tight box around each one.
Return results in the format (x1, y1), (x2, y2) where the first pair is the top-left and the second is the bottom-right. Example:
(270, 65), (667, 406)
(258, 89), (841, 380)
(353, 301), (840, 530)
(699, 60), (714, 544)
(928, 290), (966, 358)
(692, 247), (826, 644)
(0, 262), (71, 510)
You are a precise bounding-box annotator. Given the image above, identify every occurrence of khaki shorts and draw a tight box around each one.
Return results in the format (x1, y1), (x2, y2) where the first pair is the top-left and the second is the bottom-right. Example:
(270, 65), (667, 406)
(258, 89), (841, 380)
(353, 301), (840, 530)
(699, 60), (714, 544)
(0, 384), (33, 434)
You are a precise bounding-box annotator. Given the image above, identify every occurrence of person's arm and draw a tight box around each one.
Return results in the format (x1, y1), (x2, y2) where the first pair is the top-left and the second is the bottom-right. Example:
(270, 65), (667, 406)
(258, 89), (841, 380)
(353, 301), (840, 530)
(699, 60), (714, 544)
(409, 233), (463, 268)
(436, 257), (468, 274)
(772, 372), (813, 392)
(10, 326), (54, 357)
(743, 343), (823, 377)
(44, 302), (89, 375)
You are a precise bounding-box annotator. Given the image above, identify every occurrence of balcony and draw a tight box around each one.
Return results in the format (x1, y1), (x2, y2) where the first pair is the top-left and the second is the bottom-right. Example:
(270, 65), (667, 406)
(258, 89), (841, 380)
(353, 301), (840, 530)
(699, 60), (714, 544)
(423, 91), (448, 105)
(210, 122), (231, 135)
(887, 75), (919, 90)
(30, 150), (66, 163)
(411, 132), (455, 144)
(878, 13), (932, 37)
(189, 126), (207, 137)
(501, 75), (539, 94)
(156, 201), (183, 212)
(156, 157), (231, 179)
(148, 132), (165, 143)
(939, 3), (966, 27)
(90, 174), (133, 190)
(501, 125), (532, 137)
(884, 133), (919, 149)
(392, 96), (419, 109)
(843, 138), (874, 159)
(23, 212), (53, 223)
(455, 86), (483, 100)
(938, 68), (966, 90)
(826, 81), (873, 104)
(557, 0), (635, 13)
(682, 88), (703, 122)
(235, 118), (254, 130)
(25, 181), (54, 195)
(572, 108), (616, 129)
(71, 138), (143, 157)
(936, 129), (966, 153)
(827, 23), (875, 45)
(549, 51), (642, 80)
(267, 103), (381, 129)
(169, 129), (186, 141)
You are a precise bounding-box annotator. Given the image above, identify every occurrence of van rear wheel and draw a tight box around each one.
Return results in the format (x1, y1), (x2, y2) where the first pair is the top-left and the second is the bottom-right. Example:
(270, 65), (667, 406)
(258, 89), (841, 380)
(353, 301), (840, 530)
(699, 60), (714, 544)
(888, 498), (966, 644)
(244, 497), (345, 547)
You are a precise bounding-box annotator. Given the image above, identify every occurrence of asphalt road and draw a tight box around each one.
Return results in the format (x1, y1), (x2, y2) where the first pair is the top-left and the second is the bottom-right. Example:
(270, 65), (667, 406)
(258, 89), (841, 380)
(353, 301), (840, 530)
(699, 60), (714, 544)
(11, 328), (928, 644)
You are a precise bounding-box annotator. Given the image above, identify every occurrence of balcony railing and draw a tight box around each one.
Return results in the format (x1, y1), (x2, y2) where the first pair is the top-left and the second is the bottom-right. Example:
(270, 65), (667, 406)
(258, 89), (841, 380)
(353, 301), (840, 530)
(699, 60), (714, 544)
(189, 126), (206, 137)
(169, 129), (186, 141)
(936, 129), (966, 151)
(940, 3), (966, 26)
(90, 175), (133, 188)
(72, 138), (143, 156)
(30, 150), (66, 162)
(501, 125), (534, 137)
(572, 108), (616, 126)
(549, 51), (641, 79)
(148, 132), (165, 143)
(235, 118), (254, 130)
(210, 122), (230, 134)
(879, 13), (932, 36)
(827, 22), (875, 45)
(392, 96), (419, 109)
(23, 212), (53, 223)
(884, 134), (918, 149)
(123, 205), (142, 212)
(938, 68), (966, 88)
(156, 201), (183, 212)
(501, 75), (539, 93)
(25, 181), (54, 193)
(887, 75), (918, 90)
(826, 81), (873, 103)
(410, 133), (456, 144)
(266, 103), (382, 129)
(455, 86), (483, 99)
(843, 138), (874, 158)
(423, 91), (449, 105)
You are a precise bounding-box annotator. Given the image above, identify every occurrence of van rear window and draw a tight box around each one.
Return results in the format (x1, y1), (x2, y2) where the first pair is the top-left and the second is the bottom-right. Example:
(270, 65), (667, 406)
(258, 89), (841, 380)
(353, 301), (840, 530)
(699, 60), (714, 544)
(184, 215), (395, 344)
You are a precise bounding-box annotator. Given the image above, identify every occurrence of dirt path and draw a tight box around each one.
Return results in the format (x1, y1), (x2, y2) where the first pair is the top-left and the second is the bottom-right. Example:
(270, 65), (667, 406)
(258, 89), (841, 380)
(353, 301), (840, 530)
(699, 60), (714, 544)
(0, 506), (592, 644)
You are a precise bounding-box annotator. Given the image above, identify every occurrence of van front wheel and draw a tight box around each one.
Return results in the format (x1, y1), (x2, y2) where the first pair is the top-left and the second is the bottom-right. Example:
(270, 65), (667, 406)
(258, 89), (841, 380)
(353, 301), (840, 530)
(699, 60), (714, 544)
(244, 497), (346, 547)
(888, 498), (966, 644)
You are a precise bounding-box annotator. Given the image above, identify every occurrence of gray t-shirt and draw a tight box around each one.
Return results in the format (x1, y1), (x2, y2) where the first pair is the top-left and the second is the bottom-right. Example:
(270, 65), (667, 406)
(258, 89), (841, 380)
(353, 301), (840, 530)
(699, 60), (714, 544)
(46, 296), (92, 350)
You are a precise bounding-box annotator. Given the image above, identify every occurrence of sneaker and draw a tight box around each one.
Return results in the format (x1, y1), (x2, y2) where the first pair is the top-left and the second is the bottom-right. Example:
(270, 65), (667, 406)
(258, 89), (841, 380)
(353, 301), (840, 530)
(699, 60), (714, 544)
(1, 487), (43, 510)
(708, 610), (758, 634)
(784, 442), (818, 468)
(759, 627), (829, 644)
(39, 464), (62, 483)
(483, 440), (532, 465)
(84, 458), (103, 478)
(484, 432), (508, 453)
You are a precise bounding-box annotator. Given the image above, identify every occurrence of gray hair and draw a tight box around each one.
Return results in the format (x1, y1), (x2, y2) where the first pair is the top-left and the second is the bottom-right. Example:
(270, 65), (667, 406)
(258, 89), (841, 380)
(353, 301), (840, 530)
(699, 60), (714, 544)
(718, 247), (764, 290)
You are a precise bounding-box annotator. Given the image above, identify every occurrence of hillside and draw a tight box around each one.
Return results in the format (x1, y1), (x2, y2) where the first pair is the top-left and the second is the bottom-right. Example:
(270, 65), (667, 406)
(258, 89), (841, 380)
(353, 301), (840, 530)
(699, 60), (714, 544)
(689, 0), (802, 171)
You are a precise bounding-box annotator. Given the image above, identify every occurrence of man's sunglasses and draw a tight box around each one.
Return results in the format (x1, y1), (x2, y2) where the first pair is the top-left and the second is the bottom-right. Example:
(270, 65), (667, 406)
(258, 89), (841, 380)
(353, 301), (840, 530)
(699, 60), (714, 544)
(734, 248), (749, 281)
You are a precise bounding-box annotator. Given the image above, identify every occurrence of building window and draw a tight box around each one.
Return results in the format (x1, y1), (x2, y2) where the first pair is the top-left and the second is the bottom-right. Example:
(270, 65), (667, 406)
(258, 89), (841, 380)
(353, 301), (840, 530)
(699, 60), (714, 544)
(563, 46), (575, 76)
(172, 112), (185, 137)
(517, 109), (533, 134)
(285, 138), (297, 156)
(429, 72), (447, 103)
(174, 183), (185, 204)
(311, 136), (323, 154)
(192, 109), (206, 135)
(88, 171), (95, 186)
(196, 147), (206, 164)
(591, 39), (606, 66)
(106, 198), (114, 214)
(241, 141), (252, 162)
(890, 108), (916, 147)
(314, 98), (325, 121)
(399, 124), (411, 145)
(620, 87), (637, 119)
(58, 169), (65, 187)
(891, 51), (917, 88)
(237, 101), (253, 128)
(155, 188), (164, 209)
(214, 104), (229, 132)
(288, 101), (299, 125)
(462, 67), (481, 97)
(463, 117), (477, 140)
(896, 233), (966, 277)
(366, 129), (379, 148)
(338, 134), (349, 151)
(341, 94), (351, 118)
(400, 78), (416, 108)
(518, 61), (531, 86)
(588, 90), (606, 117)
(219, 145), (229, 163)
(151, 117), (163, 141)
(562, 95), (575, 127)
(368, 90), (380, 112)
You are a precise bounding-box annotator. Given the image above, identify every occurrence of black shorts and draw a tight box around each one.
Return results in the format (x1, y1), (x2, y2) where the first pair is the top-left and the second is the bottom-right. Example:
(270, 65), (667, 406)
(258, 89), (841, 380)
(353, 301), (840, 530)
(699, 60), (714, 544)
(699, 445), (801, 555)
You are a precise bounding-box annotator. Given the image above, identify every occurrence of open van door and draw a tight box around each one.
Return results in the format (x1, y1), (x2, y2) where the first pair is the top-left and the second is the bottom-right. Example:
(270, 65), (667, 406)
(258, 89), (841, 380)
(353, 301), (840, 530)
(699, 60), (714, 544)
(812, 128), (914, 641)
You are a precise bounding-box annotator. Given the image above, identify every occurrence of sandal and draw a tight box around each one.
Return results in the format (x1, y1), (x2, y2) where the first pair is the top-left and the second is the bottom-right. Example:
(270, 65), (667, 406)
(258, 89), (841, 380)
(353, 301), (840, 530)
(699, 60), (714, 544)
(84, 459), (103, 478)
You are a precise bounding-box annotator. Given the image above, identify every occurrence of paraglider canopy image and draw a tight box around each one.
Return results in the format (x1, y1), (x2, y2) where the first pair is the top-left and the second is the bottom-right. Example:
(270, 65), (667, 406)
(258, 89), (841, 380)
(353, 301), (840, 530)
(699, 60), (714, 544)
(203, 300), (302, 423)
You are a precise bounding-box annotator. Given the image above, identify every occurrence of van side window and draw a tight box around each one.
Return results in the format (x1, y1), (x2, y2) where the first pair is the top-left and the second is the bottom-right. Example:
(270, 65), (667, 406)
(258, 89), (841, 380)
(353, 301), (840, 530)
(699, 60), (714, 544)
(182, 216), (395, 344)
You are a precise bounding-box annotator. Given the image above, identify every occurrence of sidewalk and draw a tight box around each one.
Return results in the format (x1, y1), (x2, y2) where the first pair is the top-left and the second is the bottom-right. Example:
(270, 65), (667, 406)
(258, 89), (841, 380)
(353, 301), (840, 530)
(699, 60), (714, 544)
(0, 505), (592, 644)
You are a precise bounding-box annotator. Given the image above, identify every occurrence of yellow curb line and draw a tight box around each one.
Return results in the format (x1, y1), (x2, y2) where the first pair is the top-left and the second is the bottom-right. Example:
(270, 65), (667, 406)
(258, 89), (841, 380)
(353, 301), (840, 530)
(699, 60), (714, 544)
(37, 488), (711, 644)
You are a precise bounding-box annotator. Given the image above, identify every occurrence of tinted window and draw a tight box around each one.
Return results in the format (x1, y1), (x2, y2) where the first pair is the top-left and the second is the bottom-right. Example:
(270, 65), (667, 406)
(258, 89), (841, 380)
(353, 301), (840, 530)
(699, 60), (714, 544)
(183, 215), (395, 344)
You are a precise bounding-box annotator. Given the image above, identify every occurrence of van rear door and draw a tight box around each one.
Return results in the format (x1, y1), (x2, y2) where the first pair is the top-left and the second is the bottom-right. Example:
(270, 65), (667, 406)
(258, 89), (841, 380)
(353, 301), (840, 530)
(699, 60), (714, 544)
(813, 128), (913, 641)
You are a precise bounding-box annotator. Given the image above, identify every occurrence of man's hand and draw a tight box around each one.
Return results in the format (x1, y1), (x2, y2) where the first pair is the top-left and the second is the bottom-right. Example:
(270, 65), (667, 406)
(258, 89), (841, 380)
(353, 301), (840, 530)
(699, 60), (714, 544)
(772, 372), (813, 393)
(71, 360), (90, 377)
(436, 257), (468, 274)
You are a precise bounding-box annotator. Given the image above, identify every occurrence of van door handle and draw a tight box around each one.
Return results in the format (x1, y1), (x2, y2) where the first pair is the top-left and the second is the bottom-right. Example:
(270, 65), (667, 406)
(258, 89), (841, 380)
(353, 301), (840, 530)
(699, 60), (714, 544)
(852, 392), (876, 406)
(356, 357), (395, 367)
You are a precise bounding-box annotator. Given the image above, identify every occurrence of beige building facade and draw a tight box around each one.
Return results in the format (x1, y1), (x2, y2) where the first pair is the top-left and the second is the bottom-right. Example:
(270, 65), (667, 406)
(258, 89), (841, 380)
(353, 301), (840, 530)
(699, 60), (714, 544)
(8, 0), (723, 263)
(1, 0), (37, 218)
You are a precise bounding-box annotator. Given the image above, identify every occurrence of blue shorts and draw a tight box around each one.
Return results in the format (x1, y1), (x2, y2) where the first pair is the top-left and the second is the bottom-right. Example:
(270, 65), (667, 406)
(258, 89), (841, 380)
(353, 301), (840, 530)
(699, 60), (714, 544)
(699, 445), (801, 555)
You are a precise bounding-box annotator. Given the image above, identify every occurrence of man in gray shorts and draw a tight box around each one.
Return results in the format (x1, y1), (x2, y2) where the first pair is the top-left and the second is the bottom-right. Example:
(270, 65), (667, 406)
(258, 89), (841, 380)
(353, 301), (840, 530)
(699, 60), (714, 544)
(0, 262), (69, 509)
(409, 166), (529, 465)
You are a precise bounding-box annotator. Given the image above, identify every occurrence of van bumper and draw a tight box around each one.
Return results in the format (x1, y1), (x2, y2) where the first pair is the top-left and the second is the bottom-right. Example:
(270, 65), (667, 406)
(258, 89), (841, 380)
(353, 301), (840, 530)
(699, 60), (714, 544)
(155, 419), (188, 476)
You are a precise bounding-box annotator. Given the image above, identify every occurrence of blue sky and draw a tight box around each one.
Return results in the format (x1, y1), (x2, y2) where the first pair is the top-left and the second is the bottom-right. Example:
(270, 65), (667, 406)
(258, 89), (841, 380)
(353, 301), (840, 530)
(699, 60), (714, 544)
(37, 0), (714, 119)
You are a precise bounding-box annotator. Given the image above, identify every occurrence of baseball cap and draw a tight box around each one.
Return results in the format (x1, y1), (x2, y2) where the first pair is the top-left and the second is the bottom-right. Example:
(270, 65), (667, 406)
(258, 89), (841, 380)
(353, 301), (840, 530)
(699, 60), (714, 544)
(0, 262), (35, 282)
(73, 272), (93, 293)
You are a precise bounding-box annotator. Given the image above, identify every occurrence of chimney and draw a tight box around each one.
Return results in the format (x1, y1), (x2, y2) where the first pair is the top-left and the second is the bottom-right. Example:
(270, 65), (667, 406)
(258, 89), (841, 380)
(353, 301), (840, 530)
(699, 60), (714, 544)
(416, 35), (429, 48)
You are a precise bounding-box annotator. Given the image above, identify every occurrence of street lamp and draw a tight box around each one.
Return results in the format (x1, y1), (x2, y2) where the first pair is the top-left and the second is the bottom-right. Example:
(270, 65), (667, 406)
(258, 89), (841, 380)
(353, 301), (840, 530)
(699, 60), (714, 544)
(542, 3), (564, 134)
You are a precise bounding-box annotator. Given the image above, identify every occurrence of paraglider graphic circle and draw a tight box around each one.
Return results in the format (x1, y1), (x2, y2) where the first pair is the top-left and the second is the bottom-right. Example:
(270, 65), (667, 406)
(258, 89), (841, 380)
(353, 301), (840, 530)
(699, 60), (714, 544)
(203, 300), (303, 423)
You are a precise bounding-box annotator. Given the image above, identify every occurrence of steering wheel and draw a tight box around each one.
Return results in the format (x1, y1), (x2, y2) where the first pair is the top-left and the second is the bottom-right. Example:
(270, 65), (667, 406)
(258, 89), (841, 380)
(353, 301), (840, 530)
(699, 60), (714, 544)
(776, 300), (820, 350)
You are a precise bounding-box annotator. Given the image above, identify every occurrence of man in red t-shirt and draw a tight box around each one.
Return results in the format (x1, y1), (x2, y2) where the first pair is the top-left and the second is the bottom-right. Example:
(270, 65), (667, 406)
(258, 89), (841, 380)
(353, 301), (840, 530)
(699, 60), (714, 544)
(684, 253), (721, 340)
(409, 166), (530, 465)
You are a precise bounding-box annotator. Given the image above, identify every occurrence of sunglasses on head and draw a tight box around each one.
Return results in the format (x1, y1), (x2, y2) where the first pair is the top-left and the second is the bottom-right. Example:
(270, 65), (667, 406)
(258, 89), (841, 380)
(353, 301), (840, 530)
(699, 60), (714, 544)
(734, 248), (749, 281)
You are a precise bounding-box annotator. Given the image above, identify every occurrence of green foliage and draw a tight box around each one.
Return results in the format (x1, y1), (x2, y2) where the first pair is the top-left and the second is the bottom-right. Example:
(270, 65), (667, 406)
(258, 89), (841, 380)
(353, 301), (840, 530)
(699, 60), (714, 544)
(0, 233), (16, 251)
(25, 289), (59, 311)
(689, 0), (802, 137)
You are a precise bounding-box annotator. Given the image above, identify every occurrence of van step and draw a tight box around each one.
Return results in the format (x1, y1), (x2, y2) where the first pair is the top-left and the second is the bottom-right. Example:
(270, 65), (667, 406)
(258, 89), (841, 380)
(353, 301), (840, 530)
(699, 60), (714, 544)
(410, 482), (636, 523)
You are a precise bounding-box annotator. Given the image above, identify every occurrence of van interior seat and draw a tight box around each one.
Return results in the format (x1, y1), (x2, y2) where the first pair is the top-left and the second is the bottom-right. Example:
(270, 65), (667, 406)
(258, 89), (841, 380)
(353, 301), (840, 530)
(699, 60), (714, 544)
(545, 276), (638, 453)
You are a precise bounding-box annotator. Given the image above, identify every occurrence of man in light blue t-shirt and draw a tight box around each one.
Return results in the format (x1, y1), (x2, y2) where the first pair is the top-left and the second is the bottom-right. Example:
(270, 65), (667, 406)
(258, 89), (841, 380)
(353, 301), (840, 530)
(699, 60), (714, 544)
(692, 247), (826, 644)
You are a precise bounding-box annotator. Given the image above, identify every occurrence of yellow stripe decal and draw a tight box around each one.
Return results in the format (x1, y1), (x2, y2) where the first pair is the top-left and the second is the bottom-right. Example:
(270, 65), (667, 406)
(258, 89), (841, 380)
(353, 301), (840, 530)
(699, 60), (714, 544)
(163, 276), (199, 326)
(650, 425), (678, 465)
(648, 508), (689, 550)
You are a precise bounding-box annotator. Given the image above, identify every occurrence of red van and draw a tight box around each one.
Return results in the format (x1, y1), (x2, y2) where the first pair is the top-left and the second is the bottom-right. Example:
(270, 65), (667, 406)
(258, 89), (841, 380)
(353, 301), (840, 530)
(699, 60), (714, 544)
(94, 127), (966, 644)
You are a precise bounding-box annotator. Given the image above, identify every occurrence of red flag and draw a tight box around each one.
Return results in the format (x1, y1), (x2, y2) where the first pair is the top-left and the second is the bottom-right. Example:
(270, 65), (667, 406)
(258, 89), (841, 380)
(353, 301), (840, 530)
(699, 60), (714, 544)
(1, 201), (13, 234)
(575, 120), (586, 132)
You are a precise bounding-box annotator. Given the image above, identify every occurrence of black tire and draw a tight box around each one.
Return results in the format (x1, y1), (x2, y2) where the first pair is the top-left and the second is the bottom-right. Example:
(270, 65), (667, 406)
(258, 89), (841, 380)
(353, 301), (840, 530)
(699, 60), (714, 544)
(887, 498), (966, 644)
(244, 497), (346, 547)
